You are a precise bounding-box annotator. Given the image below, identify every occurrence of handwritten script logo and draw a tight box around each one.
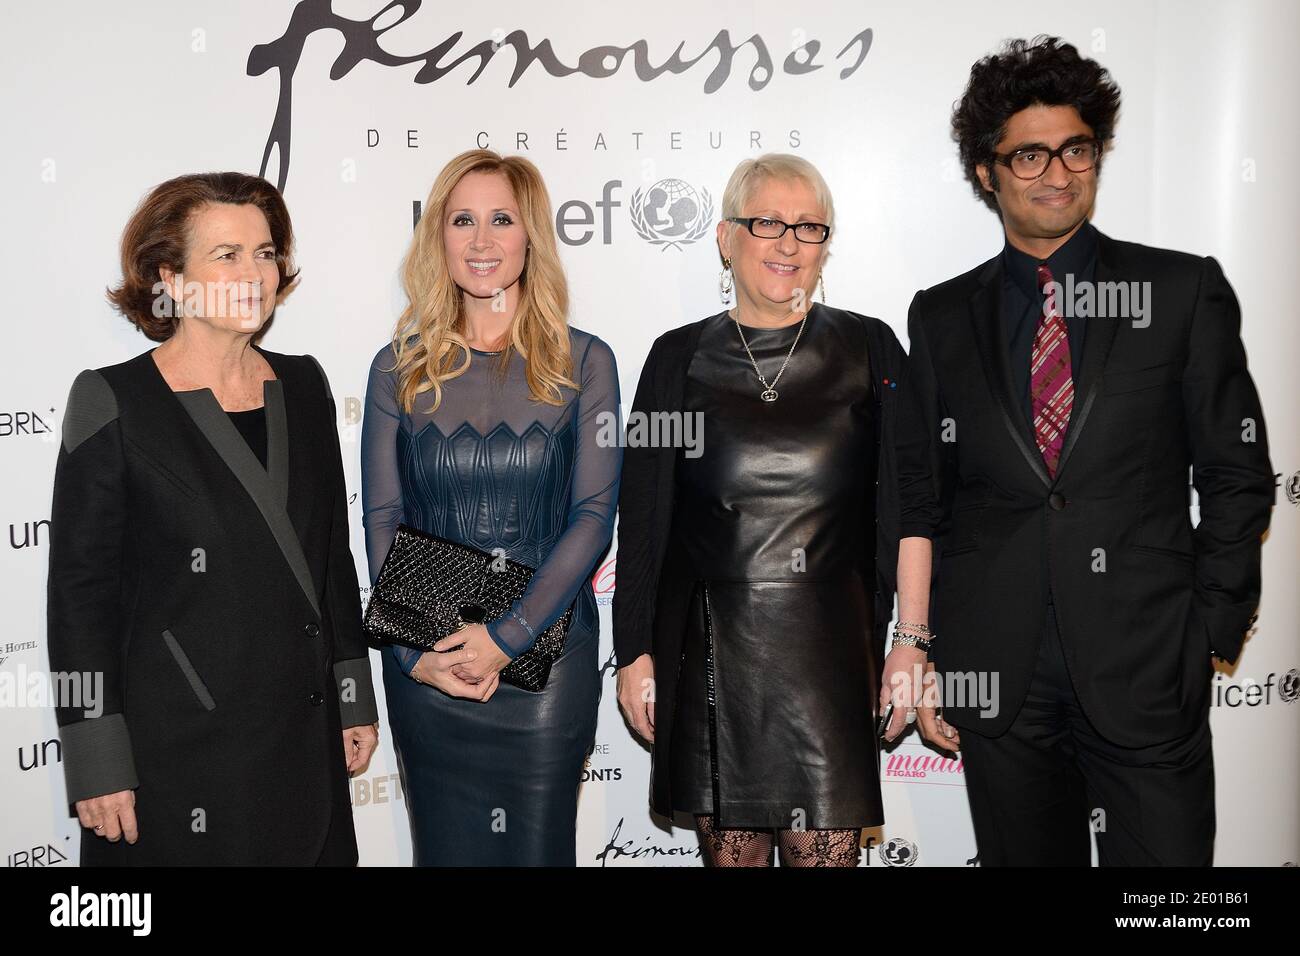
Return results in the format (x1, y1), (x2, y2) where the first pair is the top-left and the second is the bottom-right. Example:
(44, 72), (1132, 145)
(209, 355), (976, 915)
(248, 0), (874, 189)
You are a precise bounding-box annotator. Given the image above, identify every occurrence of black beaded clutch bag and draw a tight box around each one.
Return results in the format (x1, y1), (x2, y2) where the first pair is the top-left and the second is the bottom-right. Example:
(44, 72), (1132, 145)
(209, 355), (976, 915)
(362, 524), (572, 692)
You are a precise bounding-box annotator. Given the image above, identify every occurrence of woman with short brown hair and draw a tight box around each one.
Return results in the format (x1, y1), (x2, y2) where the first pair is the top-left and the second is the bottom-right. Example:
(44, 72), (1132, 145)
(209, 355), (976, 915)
(108, 172), (300, 339)
(48, 171), (378, 866)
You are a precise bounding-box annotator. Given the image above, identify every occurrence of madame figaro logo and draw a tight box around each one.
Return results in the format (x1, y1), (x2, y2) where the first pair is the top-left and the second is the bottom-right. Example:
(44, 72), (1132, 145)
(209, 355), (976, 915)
(884, 749), (965, 781)
(49, 886), (151, 936)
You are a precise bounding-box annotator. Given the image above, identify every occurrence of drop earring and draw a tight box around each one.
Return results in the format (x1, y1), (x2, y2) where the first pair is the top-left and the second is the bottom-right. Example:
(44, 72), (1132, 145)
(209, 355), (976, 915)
(719, 257), (734, 303)
(818, 272), (826, 304)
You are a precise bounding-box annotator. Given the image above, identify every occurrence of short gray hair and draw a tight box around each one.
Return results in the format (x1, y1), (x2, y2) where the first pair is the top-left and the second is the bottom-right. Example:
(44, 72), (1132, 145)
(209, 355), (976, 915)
(720, 154), (835, 237)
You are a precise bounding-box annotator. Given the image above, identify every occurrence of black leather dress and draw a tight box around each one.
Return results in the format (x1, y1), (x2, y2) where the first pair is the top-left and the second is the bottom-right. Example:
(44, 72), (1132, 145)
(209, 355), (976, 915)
(668, 305), (883, 830)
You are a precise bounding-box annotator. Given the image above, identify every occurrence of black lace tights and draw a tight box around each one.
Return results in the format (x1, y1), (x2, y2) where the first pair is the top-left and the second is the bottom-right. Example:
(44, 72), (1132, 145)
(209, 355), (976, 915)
(695, 814), (862, 867)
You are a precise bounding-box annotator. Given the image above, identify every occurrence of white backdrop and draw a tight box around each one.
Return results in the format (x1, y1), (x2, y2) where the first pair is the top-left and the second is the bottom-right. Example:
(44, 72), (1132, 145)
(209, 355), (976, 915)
(1, 0), (1295, 867)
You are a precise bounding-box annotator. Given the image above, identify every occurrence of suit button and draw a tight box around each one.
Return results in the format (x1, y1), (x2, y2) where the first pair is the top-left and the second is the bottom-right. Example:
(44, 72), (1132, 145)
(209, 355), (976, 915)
(1048, 492), (1067, 511)
(308, 692), (324, 706)
(304, 622), (320, 637)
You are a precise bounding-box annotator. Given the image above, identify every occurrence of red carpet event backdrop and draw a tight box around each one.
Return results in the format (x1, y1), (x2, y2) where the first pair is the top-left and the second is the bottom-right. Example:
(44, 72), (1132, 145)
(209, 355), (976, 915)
(2, 0), (1296, 866)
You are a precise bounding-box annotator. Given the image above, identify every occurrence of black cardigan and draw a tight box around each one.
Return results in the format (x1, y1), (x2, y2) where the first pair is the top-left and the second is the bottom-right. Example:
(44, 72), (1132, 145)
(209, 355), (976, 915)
(612, 304), (907, 668)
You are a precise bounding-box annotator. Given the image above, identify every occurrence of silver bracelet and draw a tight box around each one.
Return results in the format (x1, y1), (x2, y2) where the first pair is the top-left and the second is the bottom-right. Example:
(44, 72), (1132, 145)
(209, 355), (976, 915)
(891, 630), (934, 654)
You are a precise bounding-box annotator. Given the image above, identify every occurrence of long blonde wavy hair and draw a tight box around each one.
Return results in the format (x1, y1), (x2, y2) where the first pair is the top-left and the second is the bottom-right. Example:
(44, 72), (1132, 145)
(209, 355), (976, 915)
(391, 149), (576, 413)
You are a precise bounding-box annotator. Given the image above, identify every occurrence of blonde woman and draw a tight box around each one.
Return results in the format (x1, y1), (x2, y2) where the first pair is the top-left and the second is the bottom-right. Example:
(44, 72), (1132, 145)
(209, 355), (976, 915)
(362, 150), (621, 865)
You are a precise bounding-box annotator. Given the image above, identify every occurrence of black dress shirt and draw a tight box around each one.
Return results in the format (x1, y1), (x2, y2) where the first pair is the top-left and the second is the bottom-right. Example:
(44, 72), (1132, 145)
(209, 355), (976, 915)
(1001, 221), (1098, 425)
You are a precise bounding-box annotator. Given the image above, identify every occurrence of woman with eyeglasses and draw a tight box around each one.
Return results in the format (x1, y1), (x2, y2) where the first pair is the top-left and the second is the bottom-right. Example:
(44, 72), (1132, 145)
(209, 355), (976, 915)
(613, 154), (907, 866)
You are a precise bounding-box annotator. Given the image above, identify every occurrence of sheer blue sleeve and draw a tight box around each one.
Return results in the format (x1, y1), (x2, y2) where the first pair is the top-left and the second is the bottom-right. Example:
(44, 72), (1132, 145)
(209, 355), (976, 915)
(360, 345), (420, 677)
(485, 337), (622, 657)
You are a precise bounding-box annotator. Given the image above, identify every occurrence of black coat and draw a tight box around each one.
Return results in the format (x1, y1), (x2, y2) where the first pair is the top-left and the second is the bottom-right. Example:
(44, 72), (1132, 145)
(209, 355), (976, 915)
(46, 346), (378, 865)
(612, 305), (907, 818)
(896, 232), (1275, 747)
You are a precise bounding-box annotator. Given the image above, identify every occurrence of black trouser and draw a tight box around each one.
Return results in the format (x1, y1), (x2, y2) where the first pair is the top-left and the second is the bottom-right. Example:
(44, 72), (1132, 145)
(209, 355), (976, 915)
(959, 603), (1215, 866)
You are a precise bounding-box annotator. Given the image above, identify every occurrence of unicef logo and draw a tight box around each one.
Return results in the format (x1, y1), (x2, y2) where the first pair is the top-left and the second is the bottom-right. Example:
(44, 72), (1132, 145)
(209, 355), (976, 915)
(878, 837), (919, 867)
(630, 179), (714, 250)
(1280, 669), (1300, 704)
(1286, 471), (1300, 506)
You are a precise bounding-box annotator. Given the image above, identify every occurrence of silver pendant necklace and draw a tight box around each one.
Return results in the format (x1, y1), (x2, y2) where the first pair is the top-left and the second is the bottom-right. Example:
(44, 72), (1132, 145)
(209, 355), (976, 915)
(732, 311), (808, 403)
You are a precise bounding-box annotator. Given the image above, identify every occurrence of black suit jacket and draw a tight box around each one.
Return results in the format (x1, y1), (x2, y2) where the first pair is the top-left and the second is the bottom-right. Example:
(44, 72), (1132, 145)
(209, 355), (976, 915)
(46, 346), (378, 865)
(897, 231), (1274, 747)
(612, 304), (907, 817)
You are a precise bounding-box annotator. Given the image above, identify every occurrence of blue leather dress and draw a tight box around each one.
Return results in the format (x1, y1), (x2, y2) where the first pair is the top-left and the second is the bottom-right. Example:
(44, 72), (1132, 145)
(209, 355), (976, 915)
(361, 330), (620, 865)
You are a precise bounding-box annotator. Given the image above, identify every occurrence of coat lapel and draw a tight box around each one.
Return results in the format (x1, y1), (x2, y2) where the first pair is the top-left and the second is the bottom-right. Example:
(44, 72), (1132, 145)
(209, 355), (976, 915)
(174, 377), (319, 616)
(967, 256), (1053, 488)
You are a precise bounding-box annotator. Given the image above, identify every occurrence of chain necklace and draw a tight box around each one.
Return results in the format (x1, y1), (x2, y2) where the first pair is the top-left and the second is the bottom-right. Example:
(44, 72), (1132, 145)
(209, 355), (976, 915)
(731, 310), (808, 403)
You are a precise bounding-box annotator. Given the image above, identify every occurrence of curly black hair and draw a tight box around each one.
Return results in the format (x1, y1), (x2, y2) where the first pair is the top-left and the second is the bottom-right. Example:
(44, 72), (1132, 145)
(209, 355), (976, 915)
(952, 36), (1122, 213)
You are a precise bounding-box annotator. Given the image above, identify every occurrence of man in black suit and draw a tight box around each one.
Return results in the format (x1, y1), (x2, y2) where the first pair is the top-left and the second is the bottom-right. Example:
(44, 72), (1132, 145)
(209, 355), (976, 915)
(884, 36), (1274, 865)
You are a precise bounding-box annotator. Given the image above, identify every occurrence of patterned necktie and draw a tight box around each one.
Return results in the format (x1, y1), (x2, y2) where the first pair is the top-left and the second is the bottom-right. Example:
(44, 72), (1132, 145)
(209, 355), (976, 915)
(1030, 263), (1073, 478)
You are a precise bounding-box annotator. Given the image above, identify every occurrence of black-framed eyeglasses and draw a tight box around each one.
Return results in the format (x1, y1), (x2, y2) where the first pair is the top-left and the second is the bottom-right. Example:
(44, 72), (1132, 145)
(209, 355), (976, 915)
(726, 217), (831, 244)
(993, 138), (1102, 180)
